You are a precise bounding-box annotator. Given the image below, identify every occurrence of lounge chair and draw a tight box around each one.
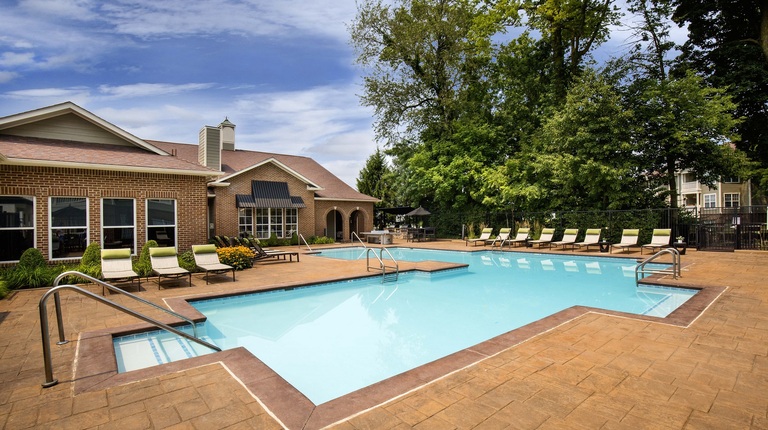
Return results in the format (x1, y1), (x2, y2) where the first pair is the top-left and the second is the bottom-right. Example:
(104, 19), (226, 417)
(574, 228), (602, 251)
(488, 227), (512, 247)
(466, 227), (494, 246)
(529, 228), (556, 248)
(192, 244), (235, 284)
(100, 248), (140, 292)
(505, 227), (530, 247)
(149, 247), (192, 288)
(550, 228), (579, 250)
(611, 229), (641, 253)
(253, 243), (300, 262)
(641, 229), (672, 254)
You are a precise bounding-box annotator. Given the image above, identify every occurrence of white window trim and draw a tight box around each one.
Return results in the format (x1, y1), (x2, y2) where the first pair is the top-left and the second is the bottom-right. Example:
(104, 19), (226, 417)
(101, 198), (137, 253)
(49, 196), (89, 261)
(146, 199), (177, 249)
(0, 195), (36, 263)
(703, 193), (717, 208)
(724, 193), (740, 208)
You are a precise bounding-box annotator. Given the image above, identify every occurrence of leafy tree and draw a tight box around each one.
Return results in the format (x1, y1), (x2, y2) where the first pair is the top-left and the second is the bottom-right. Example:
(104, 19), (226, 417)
(356, 147), (392, 206)
(673, 0), (768, 197)
(625, 0), (745, 208)
(522, 0), (621, 102)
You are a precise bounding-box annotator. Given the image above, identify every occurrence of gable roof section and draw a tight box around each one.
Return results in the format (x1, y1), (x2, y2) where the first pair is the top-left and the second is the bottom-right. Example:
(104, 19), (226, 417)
(0, 102), (221, 177)
(216, 157), (323, 190)
(0, 101), (167, 154)
(150, 140), (379, 203)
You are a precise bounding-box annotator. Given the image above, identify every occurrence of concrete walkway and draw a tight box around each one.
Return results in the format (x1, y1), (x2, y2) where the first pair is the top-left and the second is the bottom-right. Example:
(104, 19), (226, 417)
(0, 241), (766, 429)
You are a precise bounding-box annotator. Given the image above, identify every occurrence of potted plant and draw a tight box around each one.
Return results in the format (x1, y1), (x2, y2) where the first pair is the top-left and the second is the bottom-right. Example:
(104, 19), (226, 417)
(673, 236), (687, 255)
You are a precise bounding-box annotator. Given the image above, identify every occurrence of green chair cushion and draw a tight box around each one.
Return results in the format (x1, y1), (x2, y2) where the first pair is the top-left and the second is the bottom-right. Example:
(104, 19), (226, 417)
(101, 248), (131, 259)
(192, 244), (217, 254)
(149, 247), (177, 257)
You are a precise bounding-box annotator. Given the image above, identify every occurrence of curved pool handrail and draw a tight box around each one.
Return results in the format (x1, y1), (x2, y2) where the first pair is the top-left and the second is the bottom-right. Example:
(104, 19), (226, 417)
(39, 283), (221, 388)
(53, 271), (198, 338)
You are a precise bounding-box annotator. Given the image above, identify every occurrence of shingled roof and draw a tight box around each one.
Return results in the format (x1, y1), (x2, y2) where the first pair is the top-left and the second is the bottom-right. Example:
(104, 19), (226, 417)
(149, 140), (378, 202)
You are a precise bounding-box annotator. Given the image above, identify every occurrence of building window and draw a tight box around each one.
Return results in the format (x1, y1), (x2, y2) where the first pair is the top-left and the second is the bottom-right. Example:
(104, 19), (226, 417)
(254, 208), (291, 239)
(271, 208), (284, 239)
(239, 208), (253, 236)
(703, 194), (716, 208)
(102, 198), (135, 253)
(724, 193), (740, 208)
(147, 199), (176, 248)
(50, 197), (88, 259)
(0, 196), (35, 262)
(285, 208), (298, 238)
(722, 176), (740, 183)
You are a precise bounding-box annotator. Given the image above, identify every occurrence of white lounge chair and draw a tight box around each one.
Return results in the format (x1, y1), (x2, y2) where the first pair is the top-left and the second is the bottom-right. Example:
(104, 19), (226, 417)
(529, 228), (556, 248)
(149, 247), (191, 288)
(192, 244), (235, 284)
(466, 227), (494, 246)
(505, 227), (530, 247)
(488, 227), (512, 247)
(100, 248), (140, 292)
(574, 228), (602, 251)
(611, 229), (640, 253)
(550, 228), (579, 250)
(641, 229), (672, 254)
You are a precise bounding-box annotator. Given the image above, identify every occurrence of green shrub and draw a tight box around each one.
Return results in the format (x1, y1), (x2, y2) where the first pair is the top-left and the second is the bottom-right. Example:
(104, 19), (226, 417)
(0, 280), (9, 299)
(134, 240), (158, 277)
(308, 236), (334, 245)
(216, 246), (255, 270)
(17, 247), (46, 270)
(178, 250), (198, 272)
(265, 233), (280, 247)
(74, 242), (102, 279)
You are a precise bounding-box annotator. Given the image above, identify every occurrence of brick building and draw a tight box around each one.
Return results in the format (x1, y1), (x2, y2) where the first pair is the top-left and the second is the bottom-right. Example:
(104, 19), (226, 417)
(0, 102), (377, 264)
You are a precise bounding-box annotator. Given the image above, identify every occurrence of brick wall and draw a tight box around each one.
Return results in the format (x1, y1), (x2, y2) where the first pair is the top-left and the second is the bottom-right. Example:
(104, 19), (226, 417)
(212, 162), (374, 241)
(0, 164), (209, 261)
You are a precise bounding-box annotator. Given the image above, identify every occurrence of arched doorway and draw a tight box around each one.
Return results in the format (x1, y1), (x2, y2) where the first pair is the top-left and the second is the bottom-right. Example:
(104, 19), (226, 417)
(325, 209), (344, 242)
(349, 209), (365, 240)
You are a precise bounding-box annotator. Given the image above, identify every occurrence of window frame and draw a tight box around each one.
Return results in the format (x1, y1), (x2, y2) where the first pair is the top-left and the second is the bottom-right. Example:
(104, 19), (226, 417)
(724, 193), (740, 208)
(146, 199), (177, 249)
(238, 207), (253, 236)
(101, 198), (136, 254)
(49, 196), (89, 260)
(0, 195), (36, 263)
(703, 193), (717, 208)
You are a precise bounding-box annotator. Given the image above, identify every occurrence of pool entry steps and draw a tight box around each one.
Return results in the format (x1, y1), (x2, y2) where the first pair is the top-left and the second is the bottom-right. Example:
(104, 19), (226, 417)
(635, 247), (681, 284)
(38, 271), (220, 388)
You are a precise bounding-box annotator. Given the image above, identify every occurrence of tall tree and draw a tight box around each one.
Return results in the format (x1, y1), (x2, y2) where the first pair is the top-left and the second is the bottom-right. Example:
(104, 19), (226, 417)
(627, 0), (745, 208)
(356, 147), (392, 206)
(673, 0), (768, 197)
(523, 0), (621, 102)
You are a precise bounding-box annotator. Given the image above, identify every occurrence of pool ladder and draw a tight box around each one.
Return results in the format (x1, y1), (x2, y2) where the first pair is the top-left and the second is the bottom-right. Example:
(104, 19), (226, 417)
(635, 247), (681, 285)
(366, 247), (399, 283)
(39, 271), (220, 388)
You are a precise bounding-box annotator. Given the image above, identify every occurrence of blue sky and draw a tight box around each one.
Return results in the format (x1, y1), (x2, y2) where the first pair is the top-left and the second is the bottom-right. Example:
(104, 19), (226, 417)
(0, 0), (682, 188)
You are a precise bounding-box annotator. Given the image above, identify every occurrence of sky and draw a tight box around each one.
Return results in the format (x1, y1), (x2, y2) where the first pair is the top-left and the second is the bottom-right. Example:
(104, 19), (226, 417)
(0, 0), (684, 189)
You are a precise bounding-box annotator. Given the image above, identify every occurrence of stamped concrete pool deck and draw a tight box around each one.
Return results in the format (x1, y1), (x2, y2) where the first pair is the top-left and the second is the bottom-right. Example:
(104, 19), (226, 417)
(1, 240), (766, 429)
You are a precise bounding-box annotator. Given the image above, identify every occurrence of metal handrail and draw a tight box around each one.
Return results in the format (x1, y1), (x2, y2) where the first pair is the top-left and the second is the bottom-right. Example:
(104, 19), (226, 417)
(351, 232), (369, 259)
(635, 247), (681, 284)
(53, 271), (199, 338)
(298, 233), (313, 252)
(39, 283), (221, 388)
(366, 247), (399, 282)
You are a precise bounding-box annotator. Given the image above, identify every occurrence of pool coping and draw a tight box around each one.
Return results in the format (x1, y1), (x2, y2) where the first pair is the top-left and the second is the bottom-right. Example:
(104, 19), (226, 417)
(72, 256), (725, 430)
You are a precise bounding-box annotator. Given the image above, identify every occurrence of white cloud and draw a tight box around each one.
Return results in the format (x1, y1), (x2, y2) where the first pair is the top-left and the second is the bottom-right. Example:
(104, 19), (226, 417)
(0, 71), (19, 83)
(0, 52), (36, 67)
(98, 83), (216, 99)
(18, 0), (98, 20)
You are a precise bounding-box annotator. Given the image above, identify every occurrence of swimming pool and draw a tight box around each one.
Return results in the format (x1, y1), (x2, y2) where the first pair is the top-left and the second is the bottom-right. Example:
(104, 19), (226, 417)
(114, 249), (695, 405)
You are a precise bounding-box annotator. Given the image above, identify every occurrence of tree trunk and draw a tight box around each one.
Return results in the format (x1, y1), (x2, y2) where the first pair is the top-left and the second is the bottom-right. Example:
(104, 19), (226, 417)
(762, 3), (768, 62)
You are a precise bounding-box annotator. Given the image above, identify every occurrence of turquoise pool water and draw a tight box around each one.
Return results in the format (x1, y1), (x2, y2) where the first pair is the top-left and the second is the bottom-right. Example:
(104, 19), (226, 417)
(114, 248), (695, 405)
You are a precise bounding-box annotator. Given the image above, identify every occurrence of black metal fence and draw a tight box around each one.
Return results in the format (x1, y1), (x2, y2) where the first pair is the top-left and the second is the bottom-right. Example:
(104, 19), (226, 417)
(415, 206), (767, 251)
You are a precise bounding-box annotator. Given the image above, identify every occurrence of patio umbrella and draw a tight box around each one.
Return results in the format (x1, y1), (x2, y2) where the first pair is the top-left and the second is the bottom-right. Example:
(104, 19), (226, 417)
(404, 206), (431, 216)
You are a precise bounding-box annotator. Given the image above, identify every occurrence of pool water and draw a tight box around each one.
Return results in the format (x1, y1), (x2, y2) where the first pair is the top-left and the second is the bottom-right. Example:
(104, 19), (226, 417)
(114, 249), (695, 405)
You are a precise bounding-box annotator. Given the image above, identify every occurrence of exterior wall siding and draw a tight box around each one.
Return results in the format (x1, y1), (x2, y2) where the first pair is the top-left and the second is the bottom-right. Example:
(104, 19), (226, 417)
(0, 164), (209, 261)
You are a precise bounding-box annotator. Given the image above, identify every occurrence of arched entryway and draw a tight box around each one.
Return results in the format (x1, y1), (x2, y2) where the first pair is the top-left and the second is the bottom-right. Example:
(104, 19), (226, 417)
(325, 209), (344, 242)
(349, 209), (365, 240)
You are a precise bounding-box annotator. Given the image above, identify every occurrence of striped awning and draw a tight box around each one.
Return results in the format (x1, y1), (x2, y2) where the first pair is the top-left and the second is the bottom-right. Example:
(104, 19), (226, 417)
(236, 181), (306, 208)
